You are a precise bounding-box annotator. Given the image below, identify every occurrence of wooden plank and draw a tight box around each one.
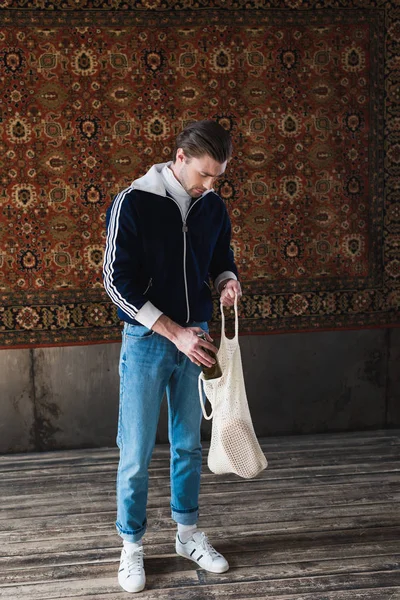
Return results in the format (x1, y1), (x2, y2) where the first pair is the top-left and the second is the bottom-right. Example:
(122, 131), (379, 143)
(0, 429), (394, 463)
(1, 539), (400, 577)
(1, 516), (398, 550)
(1, 487), (399, 520)
(1, 442), (399, 475)
(1, 552), (400, 586)
(1, 524), (399, 560)
(1, 461), (399, 497)
(0, 570), (399, 599)
(0, 429), (398, 470)
(2, 588), (395, 600)
(0, 436), (398, 472)
(0, 439), (398, 471)
(0, 499), (398, 538)
(2, 475), (399, 504)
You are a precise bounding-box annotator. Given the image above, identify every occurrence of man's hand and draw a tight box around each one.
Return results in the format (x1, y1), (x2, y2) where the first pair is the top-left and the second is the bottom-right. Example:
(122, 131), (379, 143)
(174, 328), (218, 368)
(152, 314), (218, 367)
(219, 279), (242, 307)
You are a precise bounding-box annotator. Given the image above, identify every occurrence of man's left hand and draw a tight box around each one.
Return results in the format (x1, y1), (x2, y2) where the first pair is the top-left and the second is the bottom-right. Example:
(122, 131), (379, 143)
(220, 279), (242, 307)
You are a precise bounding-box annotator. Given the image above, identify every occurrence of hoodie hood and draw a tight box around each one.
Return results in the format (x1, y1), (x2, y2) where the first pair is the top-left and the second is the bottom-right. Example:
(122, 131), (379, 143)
(132, 162), (168, 197)
(132, 162), (213, 199)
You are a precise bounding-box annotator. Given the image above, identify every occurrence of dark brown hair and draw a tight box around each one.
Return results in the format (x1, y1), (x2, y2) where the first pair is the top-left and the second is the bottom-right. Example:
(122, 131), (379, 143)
(173, 120), (233, 164)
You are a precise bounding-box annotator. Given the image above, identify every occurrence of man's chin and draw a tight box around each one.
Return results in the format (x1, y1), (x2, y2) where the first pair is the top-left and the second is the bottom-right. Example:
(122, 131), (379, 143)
(191, 189), (205, 198)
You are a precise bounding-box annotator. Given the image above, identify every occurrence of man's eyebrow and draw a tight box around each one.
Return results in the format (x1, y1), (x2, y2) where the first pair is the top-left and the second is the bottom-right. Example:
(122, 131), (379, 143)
(200, 171), (224, 177)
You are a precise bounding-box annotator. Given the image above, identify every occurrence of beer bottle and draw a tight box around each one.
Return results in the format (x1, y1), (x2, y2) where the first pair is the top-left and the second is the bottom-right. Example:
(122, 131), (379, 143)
(197, 333), (222, 380)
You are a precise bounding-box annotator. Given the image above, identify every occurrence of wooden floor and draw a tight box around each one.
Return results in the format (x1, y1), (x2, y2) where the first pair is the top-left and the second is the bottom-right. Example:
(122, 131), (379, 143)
(0, 430), (399, 600)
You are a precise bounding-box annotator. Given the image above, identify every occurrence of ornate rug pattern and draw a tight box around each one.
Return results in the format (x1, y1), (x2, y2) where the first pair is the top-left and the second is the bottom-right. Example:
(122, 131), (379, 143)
(0, 2), (398, 347)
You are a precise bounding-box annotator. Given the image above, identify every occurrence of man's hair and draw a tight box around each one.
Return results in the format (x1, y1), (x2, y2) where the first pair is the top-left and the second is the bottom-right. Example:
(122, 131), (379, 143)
(173, 120), (233, 164)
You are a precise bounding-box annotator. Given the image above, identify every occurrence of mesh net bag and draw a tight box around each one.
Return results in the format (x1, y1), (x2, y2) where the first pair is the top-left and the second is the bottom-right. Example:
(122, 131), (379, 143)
(198, 296), (268, 479)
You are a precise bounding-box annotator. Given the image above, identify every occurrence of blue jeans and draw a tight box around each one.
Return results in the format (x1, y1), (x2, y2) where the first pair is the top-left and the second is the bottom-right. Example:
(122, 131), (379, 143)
(116, 321), (207, 543)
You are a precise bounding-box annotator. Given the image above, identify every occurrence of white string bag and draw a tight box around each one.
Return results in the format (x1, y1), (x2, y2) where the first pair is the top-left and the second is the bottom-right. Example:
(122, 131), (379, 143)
(198, 295), (268, 479)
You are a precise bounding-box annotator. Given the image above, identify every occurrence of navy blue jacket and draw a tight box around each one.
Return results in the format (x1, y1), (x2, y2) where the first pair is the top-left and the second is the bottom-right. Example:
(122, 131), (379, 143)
(103, 163), (238, 327)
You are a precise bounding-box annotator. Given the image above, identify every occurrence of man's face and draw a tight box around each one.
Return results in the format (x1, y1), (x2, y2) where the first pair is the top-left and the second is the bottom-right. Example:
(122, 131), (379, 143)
(173, 149), (227, 198)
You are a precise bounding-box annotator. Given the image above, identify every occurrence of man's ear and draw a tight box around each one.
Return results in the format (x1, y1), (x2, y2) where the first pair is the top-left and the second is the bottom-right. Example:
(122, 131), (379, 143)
(175, 147), (186, 164)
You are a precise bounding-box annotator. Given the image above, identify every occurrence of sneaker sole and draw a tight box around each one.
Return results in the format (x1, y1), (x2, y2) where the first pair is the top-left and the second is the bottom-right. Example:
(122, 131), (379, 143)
(118, 576), (146, 593)
(176, 549), (229, 574)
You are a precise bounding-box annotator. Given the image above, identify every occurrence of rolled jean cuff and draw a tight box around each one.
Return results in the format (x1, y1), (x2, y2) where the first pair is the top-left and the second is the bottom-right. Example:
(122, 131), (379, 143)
(116, 520), (146, 543)
(171, 505), (199, 526)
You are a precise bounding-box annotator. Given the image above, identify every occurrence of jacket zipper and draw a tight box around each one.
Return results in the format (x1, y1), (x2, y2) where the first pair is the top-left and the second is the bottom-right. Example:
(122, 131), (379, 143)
(166, 195), (202, 323)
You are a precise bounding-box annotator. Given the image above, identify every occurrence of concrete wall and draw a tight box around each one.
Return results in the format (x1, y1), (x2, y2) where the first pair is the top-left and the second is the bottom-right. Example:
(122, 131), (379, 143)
(0, 327), (399, 453)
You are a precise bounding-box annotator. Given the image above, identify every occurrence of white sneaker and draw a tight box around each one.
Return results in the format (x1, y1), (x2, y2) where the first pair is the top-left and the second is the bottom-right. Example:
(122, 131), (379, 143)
(175, 531), (229, 573)
(118, 546), (146, 593)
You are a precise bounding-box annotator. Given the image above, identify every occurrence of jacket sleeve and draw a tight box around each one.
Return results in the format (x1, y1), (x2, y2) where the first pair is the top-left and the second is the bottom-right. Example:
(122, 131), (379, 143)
(103, 189), (163, 329)
(208, 203), (239, 287)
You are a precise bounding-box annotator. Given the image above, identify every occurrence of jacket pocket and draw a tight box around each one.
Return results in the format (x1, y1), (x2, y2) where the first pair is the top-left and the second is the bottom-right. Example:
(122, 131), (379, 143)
(124, 323), (155, 340)
(143, 277), (153, 295)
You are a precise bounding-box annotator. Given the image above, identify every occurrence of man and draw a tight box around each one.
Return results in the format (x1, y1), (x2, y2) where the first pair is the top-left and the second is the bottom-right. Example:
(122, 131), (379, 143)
(103, 120), (242, 593)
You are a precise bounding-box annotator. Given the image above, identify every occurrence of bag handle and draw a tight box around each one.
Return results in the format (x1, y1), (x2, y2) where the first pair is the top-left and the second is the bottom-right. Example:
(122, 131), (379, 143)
(199, 293), (240, 421)
(220, 292), (239, 340)
(198, 375), (214, 420)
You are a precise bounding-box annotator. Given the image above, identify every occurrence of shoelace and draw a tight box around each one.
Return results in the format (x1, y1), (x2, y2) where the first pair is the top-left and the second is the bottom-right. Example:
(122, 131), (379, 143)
(198, 533), (220, 559)
(125, 547), (144, 575)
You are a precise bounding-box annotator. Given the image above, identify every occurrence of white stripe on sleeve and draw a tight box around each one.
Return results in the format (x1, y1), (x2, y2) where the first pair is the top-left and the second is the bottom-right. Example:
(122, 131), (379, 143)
(103, 188), (140, 319)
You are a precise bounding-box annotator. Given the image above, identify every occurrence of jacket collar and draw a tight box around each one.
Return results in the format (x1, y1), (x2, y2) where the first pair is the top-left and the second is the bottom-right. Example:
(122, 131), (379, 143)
(132, 162), (213, 199)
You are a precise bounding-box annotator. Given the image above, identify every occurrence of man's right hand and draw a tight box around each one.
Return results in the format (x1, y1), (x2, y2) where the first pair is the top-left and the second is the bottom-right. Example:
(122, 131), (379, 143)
(152, 315), (218, 367)
(175, 327), (218, 368)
